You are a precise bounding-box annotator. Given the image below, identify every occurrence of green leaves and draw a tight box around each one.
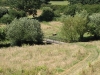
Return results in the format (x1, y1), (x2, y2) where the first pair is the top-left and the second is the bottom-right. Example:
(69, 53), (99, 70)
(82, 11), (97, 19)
(8, 0), (41, 11)
(7, 17), (43, 46)
(39, 7), (54, 21)
(88, 13), (100, 37)
(61, 10), (88, 42)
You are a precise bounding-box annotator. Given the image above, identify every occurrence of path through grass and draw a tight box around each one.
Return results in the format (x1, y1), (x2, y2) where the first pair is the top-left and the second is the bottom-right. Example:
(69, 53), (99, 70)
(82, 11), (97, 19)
(58, 41), (99, 75)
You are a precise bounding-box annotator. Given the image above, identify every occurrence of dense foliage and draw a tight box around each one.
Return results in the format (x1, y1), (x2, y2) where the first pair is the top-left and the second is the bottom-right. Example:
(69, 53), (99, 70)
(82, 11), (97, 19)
(8, 0), (41, 11)
(7, 18), (43, 46)
(0, 27), (6, 41)
(39, 7), (54, 21)
(88, 13), (100, 38)
(0, 9), (26, 24)
(61, 10), (88, 42)
(0, 7), (8, 18)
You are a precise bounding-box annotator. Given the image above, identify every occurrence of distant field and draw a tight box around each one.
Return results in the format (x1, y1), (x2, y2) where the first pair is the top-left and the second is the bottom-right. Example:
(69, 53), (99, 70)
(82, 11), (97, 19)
(49, 1), (69, 5)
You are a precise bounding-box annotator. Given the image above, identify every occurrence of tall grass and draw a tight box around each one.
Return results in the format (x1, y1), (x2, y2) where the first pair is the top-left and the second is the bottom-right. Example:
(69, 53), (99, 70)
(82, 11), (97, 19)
(0, 43), (88, 75)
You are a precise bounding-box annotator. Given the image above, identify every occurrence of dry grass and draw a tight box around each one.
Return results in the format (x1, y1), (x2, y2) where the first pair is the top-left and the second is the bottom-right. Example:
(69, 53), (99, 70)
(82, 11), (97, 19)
(0, 43), (88, 75)
(41, 21), (63, 38)
(0, 23), (6, 27)
(78, 41), (100, 75)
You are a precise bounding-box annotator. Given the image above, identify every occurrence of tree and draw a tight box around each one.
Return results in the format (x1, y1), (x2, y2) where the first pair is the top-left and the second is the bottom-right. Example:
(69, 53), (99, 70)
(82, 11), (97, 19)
(88, 13), (100, 38)
(8, 0), (43, 17)
(64, 4), (82, 16)
(39, 7), (54, 21)
(7, 18), (43, 46)
(61, 15), (79, 42)
(61, 10), (88, 42)
(0, 27), (6, 41)
(74, 10), (88, 40)
(0, 7), (8, 18)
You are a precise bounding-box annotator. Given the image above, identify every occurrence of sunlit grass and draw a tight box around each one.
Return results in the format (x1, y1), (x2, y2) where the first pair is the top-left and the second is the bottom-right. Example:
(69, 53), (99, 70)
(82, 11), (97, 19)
(41, 21), (62, 38)
(0, 43), (88, 75)
(49, 1), (69, 5)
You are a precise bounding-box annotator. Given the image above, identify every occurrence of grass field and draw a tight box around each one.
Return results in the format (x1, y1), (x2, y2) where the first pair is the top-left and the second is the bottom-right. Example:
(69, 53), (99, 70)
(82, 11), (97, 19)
(0, 42), (89, 75)
(1, 10), (100, 75)
(49, 1), (69, 5)
(1, 21), (100, 75)
(0, 41), (100, 75)
(41, 21), (62, 38)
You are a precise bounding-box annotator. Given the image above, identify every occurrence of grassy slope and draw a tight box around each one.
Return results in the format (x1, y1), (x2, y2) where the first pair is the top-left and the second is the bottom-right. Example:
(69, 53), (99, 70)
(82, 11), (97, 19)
(0, 43), (88, 75)
(0, 40), (100, 75)
(79, 41), (100, 75)
(0, 21), (100, 75)
(0, 1), (100, 74)
(41, 21), (62, 38)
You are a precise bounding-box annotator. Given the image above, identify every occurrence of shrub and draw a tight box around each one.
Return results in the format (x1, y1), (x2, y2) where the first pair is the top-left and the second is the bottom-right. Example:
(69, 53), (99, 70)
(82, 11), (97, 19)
(64, 4), (82, 16)
(74, 10), (88, 40)
(0, 27), (6, 41)
(0, 14), (14, 24)
(8, 9), (26, 19)
(83, 4), (100, 15)
(88, 13), (100, 38)
(0, 7), (8, 18)
(61, 10), (88, 42)
(54, 10), (61, 17)
(39, 7), (54, 21)
(41, 5), (67, 13)
(61, 15), (79, 42)
(7, 17), (43, 46)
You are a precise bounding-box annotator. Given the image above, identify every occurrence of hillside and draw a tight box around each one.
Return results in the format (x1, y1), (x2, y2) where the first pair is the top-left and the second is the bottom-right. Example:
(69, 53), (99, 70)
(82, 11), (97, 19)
(0, 40), (100, 75)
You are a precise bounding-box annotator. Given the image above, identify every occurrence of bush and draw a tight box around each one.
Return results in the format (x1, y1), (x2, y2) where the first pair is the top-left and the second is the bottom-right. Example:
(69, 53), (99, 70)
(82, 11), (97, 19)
(0, 9), (26, 24)
(54, 10), (61, 17)
(61, 10), (88, 42)
(39, 7), (54, 21)
(0, 7), (8, 18)
(83, 4), (100, 15)
(0, 27), (6, 41)
(88, 13), (100, 38)
(64, 4), (82, 16)
(0, 14), (14, 24)
(8, 9), (26, 19)
(41, 5), (67, 13)
(61, 15), (79, 42)
(7, 17), (43, 46)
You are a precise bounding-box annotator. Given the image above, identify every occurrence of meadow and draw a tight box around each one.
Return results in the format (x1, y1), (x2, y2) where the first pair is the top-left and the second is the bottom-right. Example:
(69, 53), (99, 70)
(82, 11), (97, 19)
(0, 13), (100, 74)
(0, 21), (100, 75)
(0, 0), (100, 75)
(0, 42), (89, 75)
(0, 39), (100, 75)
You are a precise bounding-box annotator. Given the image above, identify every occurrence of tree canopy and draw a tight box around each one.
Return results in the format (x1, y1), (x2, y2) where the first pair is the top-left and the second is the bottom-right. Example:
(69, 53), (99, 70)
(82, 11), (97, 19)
(8, 0), (42, 11)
